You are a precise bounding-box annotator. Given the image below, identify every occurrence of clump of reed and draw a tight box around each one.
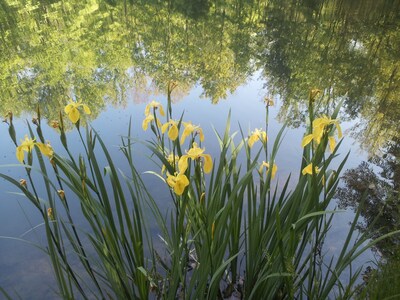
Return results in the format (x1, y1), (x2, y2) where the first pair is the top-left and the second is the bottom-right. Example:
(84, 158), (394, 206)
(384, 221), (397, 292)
(1, 91), (398, 299)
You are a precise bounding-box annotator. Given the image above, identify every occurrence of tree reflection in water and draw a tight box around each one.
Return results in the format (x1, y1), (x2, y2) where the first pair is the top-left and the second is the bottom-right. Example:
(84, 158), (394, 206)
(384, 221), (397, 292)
(336, 138), (400, 258)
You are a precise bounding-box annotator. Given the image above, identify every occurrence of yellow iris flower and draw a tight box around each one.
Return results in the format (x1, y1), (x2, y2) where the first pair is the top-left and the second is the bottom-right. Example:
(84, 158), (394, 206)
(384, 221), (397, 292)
(259, 161), (278, 179)
(161, 119), (179, 141)
(142, 114), (161, 131)
(178, 142), (213, 174)
(301, 115), (342, 152)
(145, 101), (165, 117)
(166, 172), (189, 195)
(64, 101), (91, 124)
(180, 122), (204, 145)
(302, 163), (320, 175)
(248, 128), (267, 148)
(16, 135), (54, 163)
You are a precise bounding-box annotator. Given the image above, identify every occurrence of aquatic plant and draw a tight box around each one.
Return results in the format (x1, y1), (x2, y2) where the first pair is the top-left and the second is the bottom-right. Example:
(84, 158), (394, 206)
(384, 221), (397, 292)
(1, 94), (398, 299)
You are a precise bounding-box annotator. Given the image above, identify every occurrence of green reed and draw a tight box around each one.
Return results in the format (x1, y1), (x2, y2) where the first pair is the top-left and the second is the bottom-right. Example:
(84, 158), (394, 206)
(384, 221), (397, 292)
(1, 93), (398, 299)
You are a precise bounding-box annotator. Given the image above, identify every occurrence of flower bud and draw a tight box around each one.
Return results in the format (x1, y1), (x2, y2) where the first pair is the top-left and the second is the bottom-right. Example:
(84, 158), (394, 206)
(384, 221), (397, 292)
(57, 189), (65, 200)
(50, 120), (59, 128)
(47, 208), (54, 220)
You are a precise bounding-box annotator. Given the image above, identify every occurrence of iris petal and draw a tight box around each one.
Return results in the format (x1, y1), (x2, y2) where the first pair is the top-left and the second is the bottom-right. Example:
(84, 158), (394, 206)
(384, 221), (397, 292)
(159, 105), (165, 116)
(16, 146), (24, 163)
(248, 134), (258, 148)
(168, 125), (179, 140)
(68, 107), (80, 123)
(181, 126), (192, 145)
(64, 103), (74, 114)
(328, 136), (336, 153)
(178, 156), (189, 173)
(36, 143), (54, 157)
(161, 123), (169, 134)
(202, 154), (213, 174)
(142, 115), (153, 130)
(199, 128), (204, 142)
(301, 134), (314, 148)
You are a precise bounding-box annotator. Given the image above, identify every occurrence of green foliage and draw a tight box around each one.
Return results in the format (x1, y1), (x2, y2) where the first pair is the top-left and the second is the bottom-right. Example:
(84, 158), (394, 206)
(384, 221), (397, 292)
(1, 109), (152, 299)
(356, 253), (400, 300)
(2, 96), (397, 299)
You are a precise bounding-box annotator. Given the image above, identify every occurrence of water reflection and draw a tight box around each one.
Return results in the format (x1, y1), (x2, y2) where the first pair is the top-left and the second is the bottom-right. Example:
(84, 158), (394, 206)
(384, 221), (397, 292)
(336, 138), (400, 258)
(258, 0), (400, 154)
(1, 0), (400, 298)
(1, 0), (399, 155)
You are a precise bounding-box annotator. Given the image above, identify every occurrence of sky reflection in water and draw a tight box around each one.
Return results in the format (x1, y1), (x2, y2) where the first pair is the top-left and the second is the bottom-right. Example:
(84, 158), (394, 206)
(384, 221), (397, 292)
(0, 73), (369, 298)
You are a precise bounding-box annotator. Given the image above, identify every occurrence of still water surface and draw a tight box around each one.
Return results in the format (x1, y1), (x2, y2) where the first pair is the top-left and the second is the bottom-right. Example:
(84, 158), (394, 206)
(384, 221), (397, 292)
(0, 0), (399, 298)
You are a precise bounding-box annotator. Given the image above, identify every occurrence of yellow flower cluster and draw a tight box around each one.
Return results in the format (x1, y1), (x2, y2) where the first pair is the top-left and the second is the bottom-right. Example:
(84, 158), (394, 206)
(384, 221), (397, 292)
(142, 101), (213, 196)
(16, 135), (53, 163)
(15, 101), (92, 163)
(301, 115), (342, 152)
(165, 142), (213, 195)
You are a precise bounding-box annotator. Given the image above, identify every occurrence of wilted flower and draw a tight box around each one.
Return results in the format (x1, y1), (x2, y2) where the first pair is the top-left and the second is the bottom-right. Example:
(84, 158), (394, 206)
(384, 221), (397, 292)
(264, 97), (274, 107)
(309, 89), (322, 102)
(302, 163), (320, 175)
(259, 161), (278, 179)
(64, 101), (91, 124)
(178, 142), (213, 174)
(47, 208), (54, 220)
(166, 172), (189, 195)
(4, 111), (13, 123)
(248, 128), (267, 148)
(161, 119), (179, 141)
(180, 122), (204, 145)
(57, 190), (65, 200)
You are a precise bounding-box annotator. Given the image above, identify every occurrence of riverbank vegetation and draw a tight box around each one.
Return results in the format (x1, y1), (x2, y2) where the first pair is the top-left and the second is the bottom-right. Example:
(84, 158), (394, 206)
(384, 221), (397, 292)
(1, 92), (397, 299)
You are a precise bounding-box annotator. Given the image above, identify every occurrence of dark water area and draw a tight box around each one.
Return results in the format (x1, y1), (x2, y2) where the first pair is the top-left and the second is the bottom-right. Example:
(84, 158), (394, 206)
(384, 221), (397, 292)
(1, 0), (399, 298)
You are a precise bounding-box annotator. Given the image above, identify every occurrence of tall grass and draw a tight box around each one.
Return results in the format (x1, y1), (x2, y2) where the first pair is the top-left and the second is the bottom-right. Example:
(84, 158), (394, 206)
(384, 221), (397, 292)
(1, 94), (398, 299)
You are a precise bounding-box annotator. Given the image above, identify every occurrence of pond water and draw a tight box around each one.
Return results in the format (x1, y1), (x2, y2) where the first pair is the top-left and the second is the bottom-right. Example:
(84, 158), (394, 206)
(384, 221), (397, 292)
(0, 0), (399, 298)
